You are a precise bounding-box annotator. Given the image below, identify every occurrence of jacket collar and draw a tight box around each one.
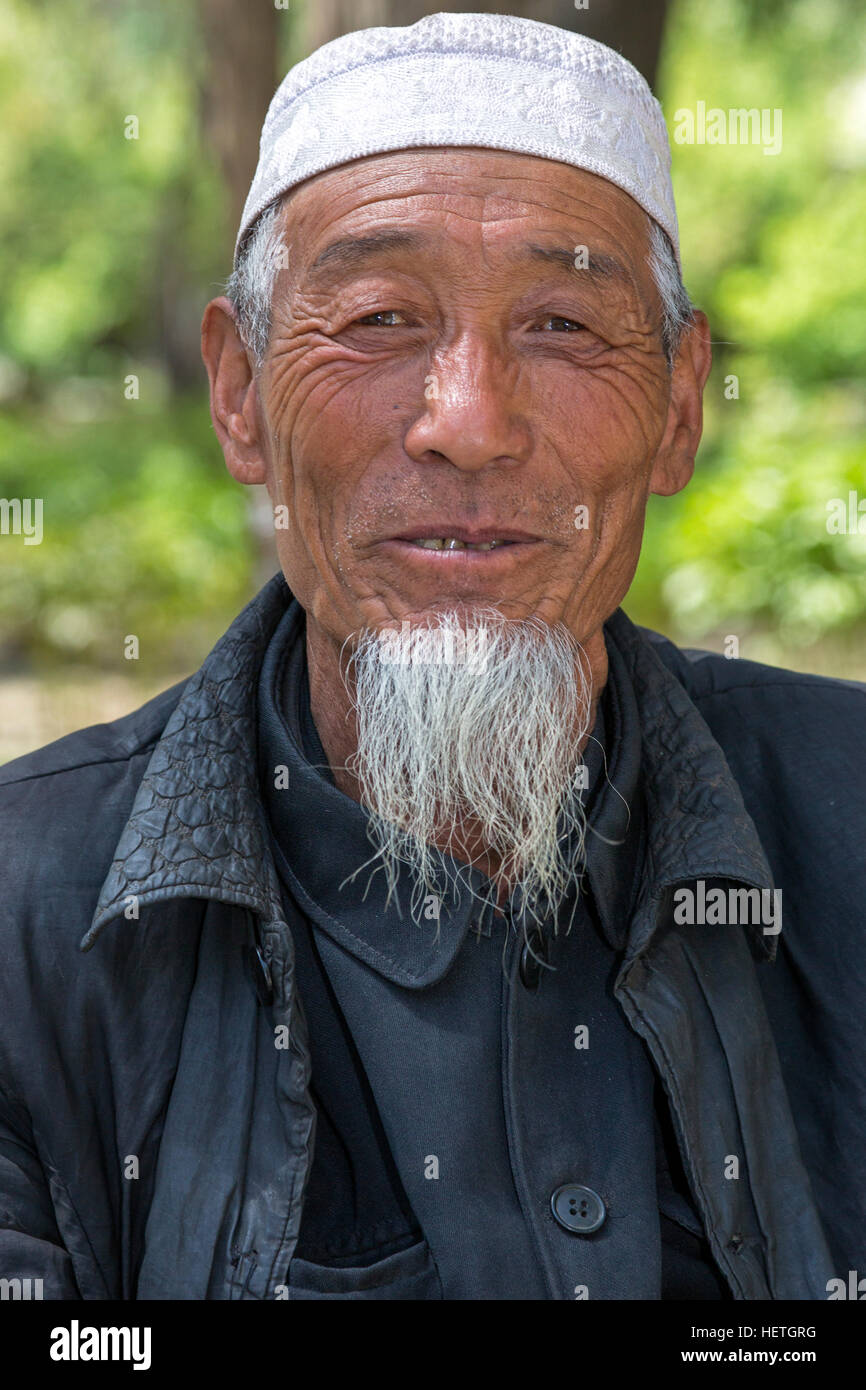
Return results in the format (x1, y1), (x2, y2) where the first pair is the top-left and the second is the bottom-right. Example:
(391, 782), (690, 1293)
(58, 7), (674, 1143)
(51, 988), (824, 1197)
(605, 607), (776, 962)
(82, 574), (776, 962)
(81, 573), (293, 952)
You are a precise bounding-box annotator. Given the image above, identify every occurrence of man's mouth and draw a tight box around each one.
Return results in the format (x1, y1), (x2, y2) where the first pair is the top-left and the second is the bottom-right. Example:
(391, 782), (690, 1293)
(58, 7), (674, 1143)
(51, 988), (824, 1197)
(406, 537), (511, 552)
(389, 525), (541, 554)
(379, 525), (543, 576)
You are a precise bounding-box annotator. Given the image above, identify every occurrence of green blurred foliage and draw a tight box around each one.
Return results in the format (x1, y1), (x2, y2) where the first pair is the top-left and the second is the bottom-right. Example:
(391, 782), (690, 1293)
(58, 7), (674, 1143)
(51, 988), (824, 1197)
(0, 0), (258, 671)
(0, 2), (222, 379)
(631, 0), (866, 656)
(0, 0), (864, 674)
(0, 399), (250, 670)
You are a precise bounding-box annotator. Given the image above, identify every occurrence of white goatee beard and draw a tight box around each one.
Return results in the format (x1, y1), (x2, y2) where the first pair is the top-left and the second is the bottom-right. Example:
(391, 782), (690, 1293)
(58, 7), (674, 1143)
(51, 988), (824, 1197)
(341, 606), (593, 928)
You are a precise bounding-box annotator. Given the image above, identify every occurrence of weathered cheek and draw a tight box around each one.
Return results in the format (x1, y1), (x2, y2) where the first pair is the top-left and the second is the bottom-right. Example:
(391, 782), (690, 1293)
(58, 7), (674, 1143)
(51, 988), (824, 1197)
(261, 338), (311, 437)
(265, 338), (365, 443)
(584, 357), (670, 461)
(267, 359), (398, 545)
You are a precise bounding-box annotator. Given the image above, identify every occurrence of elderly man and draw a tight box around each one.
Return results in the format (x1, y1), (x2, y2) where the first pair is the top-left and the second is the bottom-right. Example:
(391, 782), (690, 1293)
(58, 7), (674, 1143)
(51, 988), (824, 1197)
(0, 13), (863, 1303)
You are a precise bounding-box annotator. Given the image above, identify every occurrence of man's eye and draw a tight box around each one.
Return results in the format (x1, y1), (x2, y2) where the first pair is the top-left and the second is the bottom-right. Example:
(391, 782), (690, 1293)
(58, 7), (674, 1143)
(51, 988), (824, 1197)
(537, 316), (586, 332)
(355, 310), (408, 326)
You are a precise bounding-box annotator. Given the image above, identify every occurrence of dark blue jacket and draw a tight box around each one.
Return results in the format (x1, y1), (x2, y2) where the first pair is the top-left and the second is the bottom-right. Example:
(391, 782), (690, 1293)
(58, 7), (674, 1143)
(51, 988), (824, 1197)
(0, 573), (863, 1298)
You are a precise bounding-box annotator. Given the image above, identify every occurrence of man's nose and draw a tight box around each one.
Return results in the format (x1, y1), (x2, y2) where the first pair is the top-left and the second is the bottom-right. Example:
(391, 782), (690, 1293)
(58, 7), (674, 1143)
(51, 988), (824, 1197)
(403, 335), (532, 472)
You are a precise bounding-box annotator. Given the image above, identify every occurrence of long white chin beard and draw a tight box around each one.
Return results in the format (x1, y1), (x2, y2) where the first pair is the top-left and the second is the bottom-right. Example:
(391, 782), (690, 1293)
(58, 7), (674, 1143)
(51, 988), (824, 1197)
(341, 606), (593, 929)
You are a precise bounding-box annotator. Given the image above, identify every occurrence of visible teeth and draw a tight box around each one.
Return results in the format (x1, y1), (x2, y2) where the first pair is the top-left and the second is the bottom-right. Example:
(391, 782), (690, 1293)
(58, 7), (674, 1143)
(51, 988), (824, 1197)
(410, 537), (505, 551)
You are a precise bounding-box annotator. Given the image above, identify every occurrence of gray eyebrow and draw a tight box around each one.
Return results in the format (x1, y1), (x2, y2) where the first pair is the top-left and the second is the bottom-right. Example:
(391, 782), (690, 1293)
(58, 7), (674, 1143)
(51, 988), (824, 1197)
(309, 231), (637, 295)
(311, 230), (427, 272)
(525, 244), (635, 287)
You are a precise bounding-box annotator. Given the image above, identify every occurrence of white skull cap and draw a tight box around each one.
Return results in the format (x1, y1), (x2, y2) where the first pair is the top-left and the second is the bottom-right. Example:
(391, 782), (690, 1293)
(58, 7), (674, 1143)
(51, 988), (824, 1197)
(235, 11), (680, 269)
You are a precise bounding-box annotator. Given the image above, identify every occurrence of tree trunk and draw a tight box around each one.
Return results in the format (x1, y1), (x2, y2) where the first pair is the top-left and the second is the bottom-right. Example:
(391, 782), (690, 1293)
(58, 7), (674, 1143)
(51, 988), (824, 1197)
(197, 0), (280, 246)
(305, 0), (669, 90)
(197, 0), (282, 579)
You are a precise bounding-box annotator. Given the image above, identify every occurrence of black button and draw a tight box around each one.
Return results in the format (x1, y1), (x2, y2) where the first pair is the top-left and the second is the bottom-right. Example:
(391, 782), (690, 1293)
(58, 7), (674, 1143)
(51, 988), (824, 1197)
(519, 929), (549, 990)
(551, 1184), (606, 1234)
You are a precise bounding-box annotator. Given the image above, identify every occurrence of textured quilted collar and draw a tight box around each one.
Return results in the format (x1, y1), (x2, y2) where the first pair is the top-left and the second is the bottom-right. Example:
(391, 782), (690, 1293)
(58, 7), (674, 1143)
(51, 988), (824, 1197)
(82, 574), (776, 960)
(81, 573), (294, 951)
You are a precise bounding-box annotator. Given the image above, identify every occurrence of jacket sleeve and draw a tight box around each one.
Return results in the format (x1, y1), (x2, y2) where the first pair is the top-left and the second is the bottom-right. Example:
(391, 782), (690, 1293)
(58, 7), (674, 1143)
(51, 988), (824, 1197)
(0, 1092), (81, 1299)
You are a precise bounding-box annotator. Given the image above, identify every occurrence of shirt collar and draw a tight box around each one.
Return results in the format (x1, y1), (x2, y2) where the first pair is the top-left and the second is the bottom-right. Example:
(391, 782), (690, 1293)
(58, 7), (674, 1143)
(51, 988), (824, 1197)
(585, 632), (646, 952)
(256, 597), (644, 985)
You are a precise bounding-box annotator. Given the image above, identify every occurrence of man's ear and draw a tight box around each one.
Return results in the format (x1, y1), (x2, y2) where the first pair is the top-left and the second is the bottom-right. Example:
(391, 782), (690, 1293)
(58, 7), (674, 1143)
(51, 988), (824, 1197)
(648, 309), (712, 497)
(201, 296), (268, 485)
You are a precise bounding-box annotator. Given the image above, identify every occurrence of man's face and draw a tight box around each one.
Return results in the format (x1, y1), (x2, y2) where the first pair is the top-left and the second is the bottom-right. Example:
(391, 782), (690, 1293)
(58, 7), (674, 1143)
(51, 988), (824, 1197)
(227, 148), (706, 648)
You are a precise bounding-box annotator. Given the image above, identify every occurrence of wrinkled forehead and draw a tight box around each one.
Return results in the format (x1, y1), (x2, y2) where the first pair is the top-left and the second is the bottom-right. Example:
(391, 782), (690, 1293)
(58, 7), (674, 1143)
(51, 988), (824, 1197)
(277, 148), (656, 300)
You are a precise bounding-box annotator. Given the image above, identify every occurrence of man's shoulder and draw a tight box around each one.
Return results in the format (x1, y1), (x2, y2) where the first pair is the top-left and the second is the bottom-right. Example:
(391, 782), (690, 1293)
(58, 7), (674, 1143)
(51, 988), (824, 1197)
(630, 621), (866, 840)
(635, 621), (866, 724)
(0, 678), (189, 912)
(0, 677), (188, 791)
